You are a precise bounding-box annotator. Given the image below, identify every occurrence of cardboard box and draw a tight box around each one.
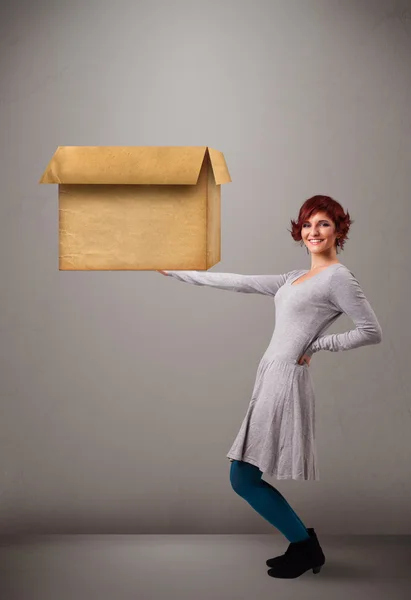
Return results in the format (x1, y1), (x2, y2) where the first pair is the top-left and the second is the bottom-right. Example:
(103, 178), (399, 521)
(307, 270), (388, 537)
(39, 146), (231, 271)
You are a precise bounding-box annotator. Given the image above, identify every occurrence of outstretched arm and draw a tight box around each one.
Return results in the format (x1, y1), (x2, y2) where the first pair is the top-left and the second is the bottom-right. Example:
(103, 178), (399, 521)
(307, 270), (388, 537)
(306, 267), (382, 355)
(162, 270), (292, 297)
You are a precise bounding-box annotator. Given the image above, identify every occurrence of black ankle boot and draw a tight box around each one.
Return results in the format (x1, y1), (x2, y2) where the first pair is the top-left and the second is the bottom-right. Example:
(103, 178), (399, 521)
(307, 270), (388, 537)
(266, 528), (314, 568)
(267, 528), (326, 579)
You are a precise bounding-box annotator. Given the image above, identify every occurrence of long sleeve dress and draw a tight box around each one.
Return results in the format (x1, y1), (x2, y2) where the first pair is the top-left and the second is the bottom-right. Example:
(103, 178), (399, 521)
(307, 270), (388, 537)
(163, 263), (382, 480)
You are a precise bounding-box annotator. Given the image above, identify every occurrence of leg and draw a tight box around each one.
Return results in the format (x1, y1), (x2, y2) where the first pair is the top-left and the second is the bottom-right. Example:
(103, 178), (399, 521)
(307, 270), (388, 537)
(230, 460), (310, 543)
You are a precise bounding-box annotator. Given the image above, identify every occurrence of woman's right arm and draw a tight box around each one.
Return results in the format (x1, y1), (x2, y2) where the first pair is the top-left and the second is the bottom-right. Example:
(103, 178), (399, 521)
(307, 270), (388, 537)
(158, 270), (293, 297)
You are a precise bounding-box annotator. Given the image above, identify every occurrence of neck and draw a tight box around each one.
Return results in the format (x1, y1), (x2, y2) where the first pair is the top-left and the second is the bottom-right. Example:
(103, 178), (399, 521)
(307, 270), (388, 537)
(310, 253), (340, 269)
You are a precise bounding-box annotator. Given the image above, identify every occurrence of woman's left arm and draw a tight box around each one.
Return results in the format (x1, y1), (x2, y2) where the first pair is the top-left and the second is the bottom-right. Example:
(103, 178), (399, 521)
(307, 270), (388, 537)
(307, 267), (383, 354)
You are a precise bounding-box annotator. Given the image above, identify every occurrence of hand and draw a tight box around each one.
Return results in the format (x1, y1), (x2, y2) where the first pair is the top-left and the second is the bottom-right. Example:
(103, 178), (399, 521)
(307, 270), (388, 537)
(157, 270), (168, 276)
(298, 354), (311, 366)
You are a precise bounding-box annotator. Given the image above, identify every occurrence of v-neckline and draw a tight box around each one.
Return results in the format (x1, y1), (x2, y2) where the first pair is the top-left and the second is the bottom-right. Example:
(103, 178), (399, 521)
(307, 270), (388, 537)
(289, 263), (341, 287)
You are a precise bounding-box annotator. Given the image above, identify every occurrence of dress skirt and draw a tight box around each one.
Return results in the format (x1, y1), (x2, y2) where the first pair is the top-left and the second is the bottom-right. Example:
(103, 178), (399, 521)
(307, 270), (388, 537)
(226, 356), (319, 481)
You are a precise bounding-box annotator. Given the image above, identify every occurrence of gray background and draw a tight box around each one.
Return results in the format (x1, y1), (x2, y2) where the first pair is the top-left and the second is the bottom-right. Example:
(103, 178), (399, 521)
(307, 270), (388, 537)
(1, 0), (410, 536)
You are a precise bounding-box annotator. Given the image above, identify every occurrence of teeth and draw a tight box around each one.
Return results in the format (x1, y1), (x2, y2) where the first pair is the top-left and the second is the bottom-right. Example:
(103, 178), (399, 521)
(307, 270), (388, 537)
(310, 240), (323, 243)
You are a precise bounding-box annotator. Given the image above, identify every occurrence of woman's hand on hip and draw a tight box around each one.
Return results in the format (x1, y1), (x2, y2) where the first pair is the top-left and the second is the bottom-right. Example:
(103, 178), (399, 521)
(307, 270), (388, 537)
(298, 354), (311, 366)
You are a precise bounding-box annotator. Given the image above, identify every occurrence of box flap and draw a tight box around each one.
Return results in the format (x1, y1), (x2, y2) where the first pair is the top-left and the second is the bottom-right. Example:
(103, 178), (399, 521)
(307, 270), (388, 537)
(207, 148), (232, 185)
(39, 146), (231, 185)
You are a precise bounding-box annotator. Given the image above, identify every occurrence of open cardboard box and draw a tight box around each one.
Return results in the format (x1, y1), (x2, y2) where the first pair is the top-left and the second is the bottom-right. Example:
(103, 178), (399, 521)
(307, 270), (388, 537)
(39, 146), (231, 270)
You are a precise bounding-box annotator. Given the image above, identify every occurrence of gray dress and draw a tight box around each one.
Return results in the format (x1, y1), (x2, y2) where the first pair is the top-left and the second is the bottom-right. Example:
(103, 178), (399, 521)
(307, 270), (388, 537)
(164, 264), (382, 481)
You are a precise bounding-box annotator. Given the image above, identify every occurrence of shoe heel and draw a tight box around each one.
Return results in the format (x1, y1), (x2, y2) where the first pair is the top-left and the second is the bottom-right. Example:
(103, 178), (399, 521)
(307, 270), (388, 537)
(312, 566), (322, 574)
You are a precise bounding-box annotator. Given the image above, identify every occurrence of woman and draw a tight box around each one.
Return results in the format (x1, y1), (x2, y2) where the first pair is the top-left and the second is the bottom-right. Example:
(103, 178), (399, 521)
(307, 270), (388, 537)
(157, 195), (382, 579)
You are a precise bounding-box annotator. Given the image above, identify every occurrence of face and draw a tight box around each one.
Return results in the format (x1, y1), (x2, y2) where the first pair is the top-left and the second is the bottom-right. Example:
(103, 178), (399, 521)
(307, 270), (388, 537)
(301, 211), (339, 254)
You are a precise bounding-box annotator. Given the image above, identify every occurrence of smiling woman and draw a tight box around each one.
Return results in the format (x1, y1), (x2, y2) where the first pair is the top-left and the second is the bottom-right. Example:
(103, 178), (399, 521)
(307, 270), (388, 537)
(158, 193), (382, 579)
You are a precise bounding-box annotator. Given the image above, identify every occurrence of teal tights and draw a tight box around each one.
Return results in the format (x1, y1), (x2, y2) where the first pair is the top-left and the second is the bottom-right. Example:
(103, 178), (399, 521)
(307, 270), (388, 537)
(229, 460), (310, 543)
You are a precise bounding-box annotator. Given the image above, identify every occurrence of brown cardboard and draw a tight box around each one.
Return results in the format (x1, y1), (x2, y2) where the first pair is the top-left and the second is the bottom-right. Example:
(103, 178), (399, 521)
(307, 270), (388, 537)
(39, 146), (231, 271)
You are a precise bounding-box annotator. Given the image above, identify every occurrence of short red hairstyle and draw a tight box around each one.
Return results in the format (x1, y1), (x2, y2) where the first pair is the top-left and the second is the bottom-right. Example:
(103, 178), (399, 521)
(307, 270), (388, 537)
(289, 195), (353, 253)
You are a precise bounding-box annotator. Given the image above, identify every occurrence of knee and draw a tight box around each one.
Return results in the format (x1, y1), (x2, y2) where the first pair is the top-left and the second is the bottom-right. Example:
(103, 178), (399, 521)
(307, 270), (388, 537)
(229, 460), (251, 496)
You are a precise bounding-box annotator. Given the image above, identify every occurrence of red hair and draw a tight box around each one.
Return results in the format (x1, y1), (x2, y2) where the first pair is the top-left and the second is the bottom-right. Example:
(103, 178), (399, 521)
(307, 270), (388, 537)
(289, 195), (353, 253)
